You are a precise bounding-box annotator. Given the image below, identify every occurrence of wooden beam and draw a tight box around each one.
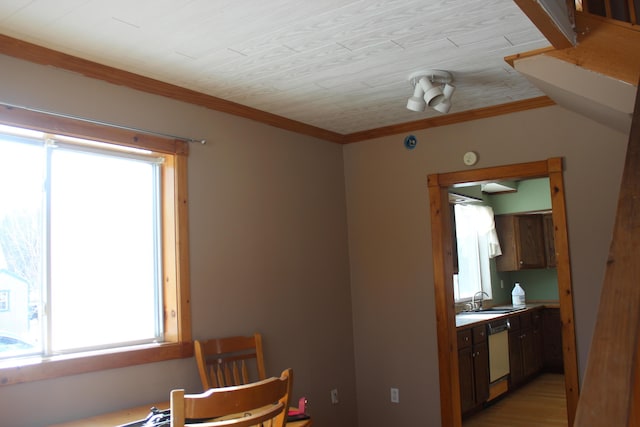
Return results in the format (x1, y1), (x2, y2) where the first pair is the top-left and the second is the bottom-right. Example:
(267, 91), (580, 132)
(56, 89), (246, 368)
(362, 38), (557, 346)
(574, 79), (640, 426)
(514, 0), (575, 49)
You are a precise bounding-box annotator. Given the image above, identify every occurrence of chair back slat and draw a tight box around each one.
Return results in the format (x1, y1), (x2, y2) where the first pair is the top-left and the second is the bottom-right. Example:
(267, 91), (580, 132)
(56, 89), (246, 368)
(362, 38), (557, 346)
(232, 360), (241, 384)
(240, 360), (248, 384)
(194, 333), (266, 390)
(214, 364), (223, 388)
(222, 363), (232, 386)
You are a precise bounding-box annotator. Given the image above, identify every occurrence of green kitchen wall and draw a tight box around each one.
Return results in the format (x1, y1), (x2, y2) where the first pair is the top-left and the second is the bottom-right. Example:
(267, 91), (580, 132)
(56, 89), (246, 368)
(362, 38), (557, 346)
(488, 177), (558, 304)
(488, 178), (552, 215)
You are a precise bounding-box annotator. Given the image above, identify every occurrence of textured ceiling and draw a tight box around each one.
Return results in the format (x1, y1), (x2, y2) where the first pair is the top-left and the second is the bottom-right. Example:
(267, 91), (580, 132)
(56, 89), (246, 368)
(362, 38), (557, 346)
(0, 0), (551, 135)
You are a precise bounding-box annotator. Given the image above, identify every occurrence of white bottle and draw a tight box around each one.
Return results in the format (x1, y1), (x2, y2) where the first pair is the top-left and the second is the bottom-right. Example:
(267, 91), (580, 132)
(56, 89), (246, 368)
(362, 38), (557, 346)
(512, 283), (526, 307)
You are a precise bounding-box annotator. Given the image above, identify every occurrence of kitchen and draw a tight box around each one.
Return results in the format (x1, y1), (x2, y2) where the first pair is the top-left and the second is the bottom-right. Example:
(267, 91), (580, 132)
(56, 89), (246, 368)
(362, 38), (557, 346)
(435, 171), (573, 425)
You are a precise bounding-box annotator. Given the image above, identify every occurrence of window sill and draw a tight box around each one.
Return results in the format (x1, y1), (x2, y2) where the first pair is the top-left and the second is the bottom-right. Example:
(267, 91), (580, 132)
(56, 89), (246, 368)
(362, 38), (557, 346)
(0, 341), (193, 386)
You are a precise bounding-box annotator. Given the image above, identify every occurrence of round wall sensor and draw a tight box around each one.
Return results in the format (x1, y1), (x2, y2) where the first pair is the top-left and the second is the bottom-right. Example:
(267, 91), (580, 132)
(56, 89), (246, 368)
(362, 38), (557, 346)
(463, 151), (478, 166)
(404, 135), (417, 150)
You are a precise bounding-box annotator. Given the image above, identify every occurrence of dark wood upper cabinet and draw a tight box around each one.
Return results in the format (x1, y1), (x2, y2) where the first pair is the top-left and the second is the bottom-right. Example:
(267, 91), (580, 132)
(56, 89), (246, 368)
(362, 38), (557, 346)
(542, 213), (556, 268)
(495, 214), (547, 271)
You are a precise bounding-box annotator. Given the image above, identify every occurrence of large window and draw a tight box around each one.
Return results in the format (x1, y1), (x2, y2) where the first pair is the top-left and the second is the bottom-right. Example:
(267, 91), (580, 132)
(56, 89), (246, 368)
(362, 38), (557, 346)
(0, 107), (191, 385)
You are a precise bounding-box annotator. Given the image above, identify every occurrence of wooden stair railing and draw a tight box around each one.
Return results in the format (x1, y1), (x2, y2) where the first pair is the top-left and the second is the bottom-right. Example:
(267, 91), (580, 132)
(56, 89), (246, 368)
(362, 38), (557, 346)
(579, 0), (638, 25)
(573, 80), (640, 426)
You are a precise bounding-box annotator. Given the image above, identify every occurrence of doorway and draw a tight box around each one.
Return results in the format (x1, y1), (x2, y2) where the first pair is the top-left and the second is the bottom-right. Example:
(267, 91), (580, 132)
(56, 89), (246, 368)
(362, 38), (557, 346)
(427, 158), (579, 427)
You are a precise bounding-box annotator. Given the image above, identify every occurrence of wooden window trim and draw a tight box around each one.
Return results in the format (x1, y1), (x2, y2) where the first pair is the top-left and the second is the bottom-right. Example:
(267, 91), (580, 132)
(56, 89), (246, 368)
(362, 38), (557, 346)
(0, 107), (192, 386)
(0, 105), (189, 155)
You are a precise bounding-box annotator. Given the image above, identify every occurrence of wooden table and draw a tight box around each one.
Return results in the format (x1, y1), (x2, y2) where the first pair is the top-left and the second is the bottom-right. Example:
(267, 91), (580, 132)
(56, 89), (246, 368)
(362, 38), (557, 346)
(49, 402), (312, 427)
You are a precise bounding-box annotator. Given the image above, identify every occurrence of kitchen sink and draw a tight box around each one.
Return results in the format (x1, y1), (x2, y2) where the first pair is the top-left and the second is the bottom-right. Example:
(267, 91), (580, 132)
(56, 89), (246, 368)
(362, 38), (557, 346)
(457, 306), (526, 315)
(455, 306), (527, 327)
(458, 309), (511, 315)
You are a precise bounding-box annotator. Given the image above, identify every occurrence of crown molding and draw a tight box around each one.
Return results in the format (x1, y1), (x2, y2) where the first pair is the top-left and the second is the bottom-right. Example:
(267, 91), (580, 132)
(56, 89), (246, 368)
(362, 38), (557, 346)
(0, 34), (555, 145)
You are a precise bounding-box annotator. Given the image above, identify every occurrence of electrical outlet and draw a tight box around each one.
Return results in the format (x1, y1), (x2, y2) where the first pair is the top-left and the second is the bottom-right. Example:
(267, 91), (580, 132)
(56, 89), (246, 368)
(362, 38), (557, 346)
(390, 387), (399, 403)
(330, 388), (339, 404)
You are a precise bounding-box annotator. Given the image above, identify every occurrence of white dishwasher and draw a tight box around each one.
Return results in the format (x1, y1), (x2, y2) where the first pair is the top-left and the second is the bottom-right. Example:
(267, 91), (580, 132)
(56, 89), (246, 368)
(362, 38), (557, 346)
(487, 318), (510, 383)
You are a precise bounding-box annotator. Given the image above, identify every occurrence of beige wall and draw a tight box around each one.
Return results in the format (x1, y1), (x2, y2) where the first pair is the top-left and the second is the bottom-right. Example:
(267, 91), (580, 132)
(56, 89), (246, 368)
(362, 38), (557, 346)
(0, 54), (357, 427)
(0, 52), (632, 427)
(343, 107), (628, 426)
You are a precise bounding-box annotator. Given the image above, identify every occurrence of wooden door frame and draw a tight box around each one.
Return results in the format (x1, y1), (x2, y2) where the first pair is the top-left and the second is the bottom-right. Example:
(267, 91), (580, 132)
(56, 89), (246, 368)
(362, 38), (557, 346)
(427, 157), (579, 427)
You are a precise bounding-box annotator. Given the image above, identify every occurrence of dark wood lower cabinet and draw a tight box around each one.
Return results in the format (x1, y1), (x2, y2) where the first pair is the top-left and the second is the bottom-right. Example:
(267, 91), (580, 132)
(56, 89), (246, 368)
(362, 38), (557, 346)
(543, 307), (564, 372)
(458, 325), (489, 415)
(458, 306), (562, 418)
(508, 327), (525, 386)
(528, 309), (544, 375)
(472, 340), (490, 404)
(459, 344), (475, 413)
(509, 309), (543, 388)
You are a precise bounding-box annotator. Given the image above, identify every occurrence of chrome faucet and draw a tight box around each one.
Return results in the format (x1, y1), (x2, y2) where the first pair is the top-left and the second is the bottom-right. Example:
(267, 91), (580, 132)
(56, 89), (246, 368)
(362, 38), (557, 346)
(471, 291), (489, 311)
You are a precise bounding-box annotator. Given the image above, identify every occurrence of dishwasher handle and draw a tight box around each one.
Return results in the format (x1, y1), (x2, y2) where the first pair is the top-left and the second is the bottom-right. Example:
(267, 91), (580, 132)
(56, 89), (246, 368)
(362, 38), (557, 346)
(487, 319), (511, 334)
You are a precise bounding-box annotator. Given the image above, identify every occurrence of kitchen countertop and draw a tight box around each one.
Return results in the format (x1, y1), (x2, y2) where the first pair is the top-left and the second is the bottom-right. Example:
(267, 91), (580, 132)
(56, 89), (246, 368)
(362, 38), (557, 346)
(455, 303), (548, 328)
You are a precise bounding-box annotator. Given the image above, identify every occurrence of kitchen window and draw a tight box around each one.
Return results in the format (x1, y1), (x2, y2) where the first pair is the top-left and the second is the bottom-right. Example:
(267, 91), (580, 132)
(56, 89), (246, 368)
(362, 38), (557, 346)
(0, 108), (191, 385)
(453, 204), (501, 303)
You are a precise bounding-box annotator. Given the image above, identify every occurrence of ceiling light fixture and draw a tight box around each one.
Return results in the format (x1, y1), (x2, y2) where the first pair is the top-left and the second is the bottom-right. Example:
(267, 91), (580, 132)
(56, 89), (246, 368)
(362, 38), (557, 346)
(406, 70), (455, 114)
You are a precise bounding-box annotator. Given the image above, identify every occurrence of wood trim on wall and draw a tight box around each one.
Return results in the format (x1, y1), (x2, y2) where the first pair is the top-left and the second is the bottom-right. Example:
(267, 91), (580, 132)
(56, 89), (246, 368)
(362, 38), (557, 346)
(0, 34), (556, 145)
(175, 153), (192, 343)
(504, 47), (557, 67)
(513, 0), (576, 49)
(0, 104), (189, 155)
(0, 34), (345, 144)
(0, 342), (193, 386)
(427, 173), (460, 427)
(547, 158), (579, 427)
(427, 158), (580, 427)
(342, 97), (556, 143)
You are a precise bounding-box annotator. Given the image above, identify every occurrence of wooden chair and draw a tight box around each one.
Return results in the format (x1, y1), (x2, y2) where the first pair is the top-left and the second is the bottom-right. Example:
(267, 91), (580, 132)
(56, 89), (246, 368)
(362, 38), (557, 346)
(194, 333), (267, 390)
(170, 368), (292, 427)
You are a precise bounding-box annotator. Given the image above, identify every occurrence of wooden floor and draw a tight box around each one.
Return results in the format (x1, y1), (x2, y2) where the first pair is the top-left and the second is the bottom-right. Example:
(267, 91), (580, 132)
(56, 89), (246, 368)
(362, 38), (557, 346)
(463, 374), (568, 427)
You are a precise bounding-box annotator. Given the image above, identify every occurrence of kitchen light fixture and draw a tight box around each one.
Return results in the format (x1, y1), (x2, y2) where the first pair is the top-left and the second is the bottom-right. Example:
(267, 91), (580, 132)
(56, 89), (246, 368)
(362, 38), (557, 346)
(481, 181), (519, 194)
(406, 70), (455, 114)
